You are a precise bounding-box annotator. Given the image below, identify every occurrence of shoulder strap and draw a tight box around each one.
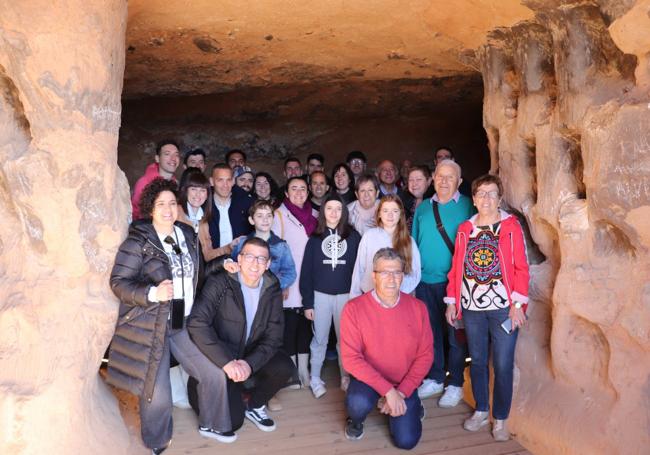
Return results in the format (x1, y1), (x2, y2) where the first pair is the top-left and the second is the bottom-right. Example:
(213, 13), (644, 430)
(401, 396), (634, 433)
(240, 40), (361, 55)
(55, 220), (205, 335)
(275, 209), (285, 239)
(432, 201), (455, 254)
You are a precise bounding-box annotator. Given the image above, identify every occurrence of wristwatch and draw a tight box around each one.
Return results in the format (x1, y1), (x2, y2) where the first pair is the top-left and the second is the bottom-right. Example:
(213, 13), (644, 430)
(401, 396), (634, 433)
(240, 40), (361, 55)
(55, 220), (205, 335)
(514, 302), (523, 309)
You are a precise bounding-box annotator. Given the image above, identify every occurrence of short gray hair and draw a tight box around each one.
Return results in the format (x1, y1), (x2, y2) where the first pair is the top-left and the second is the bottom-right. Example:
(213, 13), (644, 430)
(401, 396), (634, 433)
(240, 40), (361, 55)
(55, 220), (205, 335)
(372, 247), (405, 271)
(434, 159), (462, 179)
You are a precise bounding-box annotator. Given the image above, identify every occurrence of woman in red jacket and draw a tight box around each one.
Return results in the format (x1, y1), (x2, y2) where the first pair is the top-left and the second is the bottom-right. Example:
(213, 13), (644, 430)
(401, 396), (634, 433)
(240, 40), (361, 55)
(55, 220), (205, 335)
(444, 174), (529, 443)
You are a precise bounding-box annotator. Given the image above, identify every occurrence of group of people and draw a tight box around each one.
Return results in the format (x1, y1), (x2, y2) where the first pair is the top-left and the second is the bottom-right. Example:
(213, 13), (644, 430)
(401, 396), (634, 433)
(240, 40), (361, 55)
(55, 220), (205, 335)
(106, 141), (530, 453)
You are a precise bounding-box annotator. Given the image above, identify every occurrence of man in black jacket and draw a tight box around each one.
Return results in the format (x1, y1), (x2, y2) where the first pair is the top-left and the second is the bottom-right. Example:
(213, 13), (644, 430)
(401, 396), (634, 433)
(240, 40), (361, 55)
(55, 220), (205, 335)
(208, 163), (254, 252)
(188, 237), (295, 435)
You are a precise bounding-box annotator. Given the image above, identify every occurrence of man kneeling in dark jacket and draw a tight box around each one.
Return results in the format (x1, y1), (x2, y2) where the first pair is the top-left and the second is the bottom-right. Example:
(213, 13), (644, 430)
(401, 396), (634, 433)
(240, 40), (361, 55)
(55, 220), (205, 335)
(188, 237), (295, 438)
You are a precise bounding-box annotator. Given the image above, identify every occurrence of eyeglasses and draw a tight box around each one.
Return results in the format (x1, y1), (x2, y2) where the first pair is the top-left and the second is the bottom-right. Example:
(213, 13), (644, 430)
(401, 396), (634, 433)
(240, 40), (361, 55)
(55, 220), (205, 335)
(373, 270), (404, 279)
(475, 190), (500, 199)
(349, 159), (365, 166)
(240, 253), (269, 265)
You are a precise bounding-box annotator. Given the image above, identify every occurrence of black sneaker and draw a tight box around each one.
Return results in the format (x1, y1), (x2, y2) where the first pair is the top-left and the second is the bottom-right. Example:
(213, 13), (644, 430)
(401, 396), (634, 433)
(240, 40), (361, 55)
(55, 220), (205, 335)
(151, 440), (170, 454)
(345, 418), (364, 440)
(245, 405), (277, 432)
(198, 426), (237, 443)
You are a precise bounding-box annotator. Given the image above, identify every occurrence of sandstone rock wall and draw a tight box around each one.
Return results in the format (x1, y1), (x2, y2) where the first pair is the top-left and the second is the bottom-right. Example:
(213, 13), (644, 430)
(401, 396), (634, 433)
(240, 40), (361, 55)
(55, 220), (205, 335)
(477, 1), (649, 453)
(0, 1), (134, 453)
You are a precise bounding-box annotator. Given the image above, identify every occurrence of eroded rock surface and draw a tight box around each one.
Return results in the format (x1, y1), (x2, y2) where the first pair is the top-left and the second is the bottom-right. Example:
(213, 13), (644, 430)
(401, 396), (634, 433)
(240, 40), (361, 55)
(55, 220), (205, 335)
(0, 1), (134, 454)
(124, 0), (533, 98)
(477, 2), (650, 453)
(118, 76), (490, 184)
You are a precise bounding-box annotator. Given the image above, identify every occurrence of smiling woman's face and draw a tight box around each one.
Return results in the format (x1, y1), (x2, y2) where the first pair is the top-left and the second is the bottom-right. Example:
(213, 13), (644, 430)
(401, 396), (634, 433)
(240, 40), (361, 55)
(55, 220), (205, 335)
(255, 176), (271, 199)
(378, 201), (401, 230)
(334, 167), (350, 191)
(152, 190), (178, 229)
(287, 180), (308, 207)
(187, 186), (208, 209)
(472, 183), (501, 219)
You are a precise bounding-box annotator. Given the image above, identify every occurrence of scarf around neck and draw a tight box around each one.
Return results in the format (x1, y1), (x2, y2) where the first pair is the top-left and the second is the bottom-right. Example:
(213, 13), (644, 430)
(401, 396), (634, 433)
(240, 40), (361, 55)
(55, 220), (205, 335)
(284, 199), (317, 236)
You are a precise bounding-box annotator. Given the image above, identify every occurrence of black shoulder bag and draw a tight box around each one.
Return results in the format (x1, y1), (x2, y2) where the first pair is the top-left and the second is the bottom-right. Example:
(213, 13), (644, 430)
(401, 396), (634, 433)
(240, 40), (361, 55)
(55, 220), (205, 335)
(432, 201), (455, 254)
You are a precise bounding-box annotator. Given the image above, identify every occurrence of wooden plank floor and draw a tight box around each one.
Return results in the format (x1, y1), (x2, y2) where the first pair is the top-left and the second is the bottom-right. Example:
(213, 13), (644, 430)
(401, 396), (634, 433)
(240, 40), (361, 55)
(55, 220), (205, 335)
(153, 361), (530, 455)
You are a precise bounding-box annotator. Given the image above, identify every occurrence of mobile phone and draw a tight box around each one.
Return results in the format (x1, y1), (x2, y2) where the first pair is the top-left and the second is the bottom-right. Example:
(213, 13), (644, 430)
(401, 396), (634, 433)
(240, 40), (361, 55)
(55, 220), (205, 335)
(171, 298), (185, 330)
(501, 314), (528, 334)
(500, 318), (513, 334)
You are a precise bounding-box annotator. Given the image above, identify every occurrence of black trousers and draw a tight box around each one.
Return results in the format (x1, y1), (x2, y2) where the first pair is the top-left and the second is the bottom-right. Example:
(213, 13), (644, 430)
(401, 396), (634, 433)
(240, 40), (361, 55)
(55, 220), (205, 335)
(283, 308), (312, 355)
(189, 350), (295, 431)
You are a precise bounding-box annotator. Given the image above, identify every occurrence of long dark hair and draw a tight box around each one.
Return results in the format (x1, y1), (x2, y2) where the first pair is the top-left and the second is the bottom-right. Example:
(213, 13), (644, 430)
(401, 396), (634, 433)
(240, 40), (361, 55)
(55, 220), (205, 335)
(178, 168), (212, 221)
(314, 193), (353, 240)
(254, 171), (280, 200)
(331, 163), (354, 192)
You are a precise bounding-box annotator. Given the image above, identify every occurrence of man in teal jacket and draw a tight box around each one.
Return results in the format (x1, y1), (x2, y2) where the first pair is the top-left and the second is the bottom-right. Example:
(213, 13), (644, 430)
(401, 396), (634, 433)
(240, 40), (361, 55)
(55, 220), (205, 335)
(412, 159), (475, 407)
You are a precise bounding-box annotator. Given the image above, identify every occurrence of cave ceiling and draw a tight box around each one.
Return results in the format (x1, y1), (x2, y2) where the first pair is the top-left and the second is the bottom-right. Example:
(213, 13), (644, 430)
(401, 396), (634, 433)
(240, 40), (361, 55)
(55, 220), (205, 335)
(124, 0), (534, 104)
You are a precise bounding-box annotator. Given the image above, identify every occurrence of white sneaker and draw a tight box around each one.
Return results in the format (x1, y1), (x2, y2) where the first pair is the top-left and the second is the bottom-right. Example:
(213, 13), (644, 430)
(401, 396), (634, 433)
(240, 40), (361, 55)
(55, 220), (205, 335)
(310, 378), (327, 399)
(245, 405), (277, 432)
(173, 399), (192, 409)
(418, 379), (444, 399)
(438, 385), (463, 408)
(463, 410), (489, 431)
(492, 419), (510, 441)
(198, 426), (237, 443)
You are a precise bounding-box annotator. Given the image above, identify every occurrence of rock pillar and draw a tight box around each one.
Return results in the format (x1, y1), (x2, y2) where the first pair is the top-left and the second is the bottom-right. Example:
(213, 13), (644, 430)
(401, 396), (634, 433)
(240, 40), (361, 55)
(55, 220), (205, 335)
(0, 1), (133, 453)
(477, 2), (650, 454)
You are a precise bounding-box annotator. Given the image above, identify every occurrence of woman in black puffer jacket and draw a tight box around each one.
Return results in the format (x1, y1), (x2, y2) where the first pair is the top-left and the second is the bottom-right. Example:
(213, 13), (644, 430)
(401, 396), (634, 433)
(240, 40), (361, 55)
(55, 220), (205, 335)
(106, 178), (233, 453)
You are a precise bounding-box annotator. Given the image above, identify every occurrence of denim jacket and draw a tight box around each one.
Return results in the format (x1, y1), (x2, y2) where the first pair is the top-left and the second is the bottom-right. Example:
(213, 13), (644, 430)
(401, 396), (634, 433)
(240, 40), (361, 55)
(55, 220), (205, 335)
(232, 231), (297, 291)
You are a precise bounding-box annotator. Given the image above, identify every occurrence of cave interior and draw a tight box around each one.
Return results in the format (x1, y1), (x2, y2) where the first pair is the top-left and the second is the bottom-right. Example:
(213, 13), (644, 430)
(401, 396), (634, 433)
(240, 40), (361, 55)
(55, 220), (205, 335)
(1, 1), (649, 454)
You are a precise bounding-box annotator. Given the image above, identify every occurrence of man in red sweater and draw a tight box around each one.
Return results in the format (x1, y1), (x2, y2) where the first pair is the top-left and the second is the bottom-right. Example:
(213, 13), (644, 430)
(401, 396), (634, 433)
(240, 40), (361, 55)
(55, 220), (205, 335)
(131, 140), (180, 220)
(341, 248), (433, 450)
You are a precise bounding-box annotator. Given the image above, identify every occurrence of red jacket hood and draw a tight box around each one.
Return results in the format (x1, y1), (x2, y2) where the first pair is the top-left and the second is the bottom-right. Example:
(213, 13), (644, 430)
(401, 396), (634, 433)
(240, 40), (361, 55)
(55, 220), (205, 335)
(143, 162), (178, 181)
(143, 162), (160, 177)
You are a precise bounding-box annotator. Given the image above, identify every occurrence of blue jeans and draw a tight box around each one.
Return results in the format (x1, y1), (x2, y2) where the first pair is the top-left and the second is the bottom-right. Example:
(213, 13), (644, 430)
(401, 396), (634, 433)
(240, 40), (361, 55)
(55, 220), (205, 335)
(346, 377), (422, 450)
(416, 281), (467, 386)
(462, 308), (519, 420)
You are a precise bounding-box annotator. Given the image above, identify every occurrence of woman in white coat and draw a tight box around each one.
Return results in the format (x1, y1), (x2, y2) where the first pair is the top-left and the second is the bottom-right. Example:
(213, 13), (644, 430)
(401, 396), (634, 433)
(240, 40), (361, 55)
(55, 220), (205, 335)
(350, 194), (421, 298)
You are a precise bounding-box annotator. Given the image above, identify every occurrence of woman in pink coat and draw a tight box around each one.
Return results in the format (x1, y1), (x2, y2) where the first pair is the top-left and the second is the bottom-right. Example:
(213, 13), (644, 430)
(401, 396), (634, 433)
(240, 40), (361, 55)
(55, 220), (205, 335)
(271, 176), (317, 387)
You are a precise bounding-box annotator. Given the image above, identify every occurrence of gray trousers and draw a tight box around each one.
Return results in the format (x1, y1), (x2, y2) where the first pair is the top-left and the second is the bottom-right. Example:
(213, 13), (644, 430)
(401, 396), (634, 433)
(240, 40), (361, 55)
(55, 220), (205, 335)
(139, 325), (230, 449)
(309, 291), (349, 379)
